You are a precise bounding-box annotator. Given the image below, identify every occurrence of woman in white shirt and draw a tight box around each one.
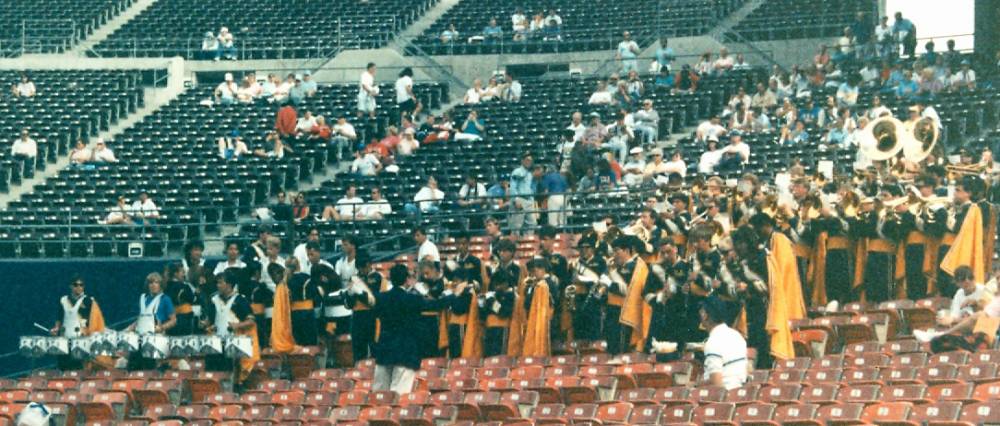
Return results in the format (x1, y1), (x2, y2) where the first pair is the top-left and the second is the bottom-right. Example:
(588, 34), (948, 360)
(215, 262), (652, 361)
(395, 67), (418, 122)
(464, 79), (484, 104)
(70, 140), (92, 166)
(397, 128), (420, 156)
(481, 77), (500, 102)
(588, 80), (613, 105)
(698, 139), (725, 174)
(13, 75), (35, 98)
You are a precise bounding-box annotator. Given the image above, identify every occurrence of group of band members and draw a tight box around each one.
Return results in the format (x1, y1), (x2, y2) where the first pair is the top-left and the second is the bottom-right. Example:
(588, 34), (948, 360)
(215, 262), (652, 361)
(51, 165), (995, 375)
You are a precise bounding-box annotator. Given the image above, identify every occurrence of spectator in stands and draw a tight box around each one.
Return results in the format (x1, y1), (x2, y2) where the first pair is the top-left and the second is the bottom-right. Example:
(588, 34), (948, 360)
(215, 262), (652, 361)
(510, 155), (542, 235)
(295, 111), (318, 139)
(776, 98), (797, 125)
(464, 79), (483, 104)
(395, 67), (418, 123)
(359, 187), (392, 220)
(309, 116), (332, 143)
(217, 27), (237, 60)
(131, 191), (160, 225)
(236, 78), (255, 104)
(874, 16), (893, 58)
(750, 108), (771, 133)
(483, 18), (503, 43)
(255, 131), (289, 159)
(893, 12), (917, 58)
(300, 71), (317, 97)
(218, 130), (249, 160)
(543, 9), (562, 41)
(292, 193), (309, 223)
(814, 45), (831, 70)
(732, 54), (751, 70)
(486, 176), (510, 209)
(675, 64), (699, 94)
(654, 38), (675, 72)
(613, 81), (635, 109)
(834, 27), (854, 63)
(528, 12), (545, 37)
(778, 121), (809, 145)
(406, 176), (445, 216)
(440, 23), (459, 44)
(695, 116), (726, 143)
(200, 32), (218, 60)
(12, 74), (35, 98)
(103, 196), (133, 225)
(501, 73), (522, 102)
(583, 112), (608, 146)
(539, 165), (568, 226)
(588, 80), (613, 105)
(357, 63), (379, 119)
(566, 111), (586, 142)
(604, 112), (633, 164)
(717, 133), (750, 172)
(895, 69), (919, 99)
(654, 66), (674, 89)
(454, 110), (486, 142)
(621, 147), (646, 187)
(69, 139), (91, 167)
(695, 52), (713, 75)
(91, 138), (116, 163)
(922, 40), (939, 66)
(289, 75), (308, 105)
(943, 39), (962, 68)
(275, 74), (294, 104)
(950, 59), (976, 91)
(323, 185), (363, 221)
(397, 128), (419, 156)
(836, 74), (860, 108)
(481, 77), (501, 102)
(616, 31), (640, 74)
(511, 8), (528, 41)
(9, 128), (36, 179)
(917, 67), (944, 99)
(859, 60), (880, 87)
(625, 70), (644, 99)
(457, 174), (488, 208)
(728, 87), (751, 111)
(851, 12), (873, 59)
(332, 116), (358, 159)
(261, 73), (279, 100)
(275, 103), (297, 138)
(750, 82), (777, 110)
(712, 47), (735, 73)
(700, 296), (748, 390)
(215, 73), (238, 105)
(633, 99), (659, 145)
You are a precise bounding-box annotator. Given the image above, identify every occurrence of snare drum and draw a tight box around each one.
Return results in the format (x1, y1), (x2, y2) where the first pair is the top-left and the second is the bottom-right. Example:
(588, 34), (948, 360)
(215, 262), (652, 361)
(140, 335), (170, 359)
(224, 336), (253, 358)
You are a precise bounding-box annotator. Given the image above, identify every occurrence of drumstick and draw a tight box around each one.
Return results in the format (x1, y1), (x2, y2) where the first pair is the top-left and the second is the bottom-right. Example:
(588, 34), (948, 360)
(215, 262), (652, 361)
(33, 323), (51, 333)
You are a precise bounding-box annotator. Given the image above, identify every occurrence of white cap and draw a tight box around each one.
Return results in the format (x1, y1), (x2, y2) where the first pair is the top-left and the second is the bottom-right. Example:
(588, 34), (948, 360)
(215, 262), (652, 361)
(224, 73), (234, 81)
(385, 164), (400, 173)
(629, 147), (643, 155)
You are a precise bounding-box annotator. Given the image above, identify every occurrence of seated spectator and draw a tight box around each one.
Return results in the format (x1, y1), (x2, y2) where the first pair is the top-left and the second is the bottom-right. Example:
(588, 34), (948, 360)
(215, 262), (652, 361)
(90, 138), (116, 163)
(622, 147), (646, 187)
(604, 112), (633, 164)
(895, 70), (919, 99)
(728, 87), (751, 110)
(309, 116), (331, 142)
(836, 74), (860, 108)
(405, 176), (445, 215)
(626, 70), (644, 100)
(289, 75), (308, 105)
(917, 67), (944, 99)
(663, 150), (687, 178)
(750, 108), (772, 133)
(131, 191), (160, 224)
(543, 9), (562, 41)
(359, 187), (392, 220)
(236, 78), (255, 104)
(483, 18), (503, 42)
(332, 116), (357, 157)
(859, 61), (880, 87)
(814, 45), (831, 70)
(217, 27), (237, 60)
(732, 54), (751, 70)
(511, 8), (528, 41)
(694, 52), (713, 75)
(712, 48), (735, 73)
(698, 138), (724, 174)
(218, 130), (249, 160)
(716, 133), (750, 172)
(950, 60), (976, 91)
(300, 71), (318, 97)
(798, 99), (821, 125)
(440, 23), (459, 44)
(103, 196), (133, 225)
(595, 157), (618, 189)
(588, 80), (613, 105)
(633, 99), (660, 145)
(695, 116), (726, 143)
(373, 126), (401, 156)
(914, 266), (994, 344)
(201, 31), (219, 60)
(501, 73), (522, 102)
(295, 111), (318, 138)
(464, 79), (483, 104)
(292, 193), (309, 223)
(457, 175), (488, 208)
(454, 110), (486, 142)
(675, 64), (699, 93)
(350, 147), (381, 176)
(529, 13), (545, 37)
(261, 73), (279, 99)
(700, 296), (748, 390)
(397, 128), (419, 156)
(750, 82), (777, 110)
(567, 111), (586, 141)
(774, 74), (794, 101)
(583, 112), (608, 145)
(69, 139), (92, 166)
(655, 66), (675, 89)
(487, 176), (510, 209)
(12, 74), (35, 98)
(215, 73), (238, 105)
(481, 77), (500, 102)
(866, 95), (891, 120)
(776, 98), (798, 125)
(254, 131), (290, 159)
(779, 121), (809, 145)
(823, 118), (848, 145)
(321, 185), (363, 221)
(11, 129), (36, 178)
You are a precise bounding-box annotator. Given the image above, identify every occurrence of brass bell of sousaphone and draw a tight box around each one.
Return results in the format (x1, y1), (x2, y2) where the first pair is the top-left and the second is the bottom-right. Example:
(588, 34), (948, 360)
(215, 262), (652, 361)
(902, 116), (939, 163)
(859, 116), (906, 161)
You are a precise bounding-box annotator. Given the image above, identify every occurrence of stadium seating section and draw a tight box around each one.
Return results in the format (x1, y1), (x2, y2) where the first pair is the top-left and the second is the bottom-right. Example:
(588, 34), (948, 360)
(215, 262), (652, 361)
(733, 0), (877, 41)
(92, 0), (438, 59)
(0, 80), (446, 259)
(0, 70), (143, 190)
(0, 0), (133, 56)
(411, 0), (747, 55)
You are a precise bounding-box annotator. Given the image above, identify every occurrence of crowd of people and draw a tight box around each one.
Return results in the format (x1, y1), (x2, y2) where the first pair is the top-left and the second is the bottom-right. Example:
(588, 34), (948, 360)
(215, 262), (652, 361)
(440, 8), (564, 45)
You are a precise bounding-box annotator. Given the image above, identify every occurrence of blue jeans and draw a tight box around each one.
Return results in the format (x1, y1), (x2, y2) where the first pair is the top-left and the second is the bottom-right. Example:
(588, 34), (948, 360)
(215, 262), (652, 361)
(404, 203), (439, 216)
(218, 45), (237, 59)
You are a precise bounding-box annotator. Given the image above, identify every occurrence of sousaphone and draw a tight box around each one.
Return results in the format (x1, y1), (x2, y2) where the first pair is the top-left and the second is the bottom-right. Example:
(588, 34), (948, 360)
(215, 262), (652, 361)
(902, 116), (939, 163)
(859, 116), (906, 161)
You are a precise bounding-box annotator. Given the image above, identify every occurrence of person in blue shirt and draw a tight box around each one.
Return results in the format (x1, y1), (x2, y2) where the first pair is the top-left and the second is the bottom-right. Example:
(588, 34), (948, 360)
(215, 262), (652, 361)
(455, 110), (486, 142)
(126, 272), (177, 370)
(655, 66), (675, 89)
(483, 18), (503, 43)
(655, 38), (675, 72)
(892, 12), (917, 58)
(895, 70), (919, 99)
(541, 165), (570, 227)
(509, 154), (539, 235)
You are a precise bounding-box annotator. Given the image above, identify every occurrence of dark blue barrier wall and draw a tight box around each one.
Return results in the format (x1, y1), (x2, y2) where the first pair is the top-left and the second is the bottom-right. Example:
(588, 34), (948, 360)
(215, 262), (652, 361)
(0, 259), (173, 375)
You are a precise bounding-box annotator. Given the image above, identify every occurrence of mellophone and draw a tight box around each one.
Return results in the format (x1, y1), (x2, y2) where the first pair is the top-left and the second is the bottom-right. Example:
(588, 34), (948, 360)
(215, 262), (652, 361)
(20, 331), (253, 360)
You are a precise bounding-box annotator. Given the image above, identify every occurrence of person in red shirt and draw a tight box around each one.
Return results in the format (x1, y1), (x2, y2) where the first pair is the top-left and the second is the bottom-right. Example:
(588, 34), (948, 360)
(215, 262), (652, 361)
(310, 116), (332, 142)
(275, 104), (297, 137)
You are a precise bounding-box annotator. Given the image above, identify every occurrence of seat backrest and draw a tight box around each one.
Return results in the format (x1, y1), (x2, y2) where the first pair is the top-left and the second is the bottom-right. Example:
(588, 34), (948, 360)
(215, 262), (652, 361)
(961, 401), (1000, 424)
(692, 402), (735, 423)
(800, 384), (839, 404)
(595, 402), (631, 423)
(726, 384), (760, 404)
(734, 402), (776, 423)
(840, 384), (881, 404)
(627, 404), (662, 424)
(531, 403), (565, 420)
(658, 403), (694, 424)
(881, 384), (927, 402)
(759, 384), (803, 404)
(889, 352), (928, 368)
(816, 403), (864, 423)
(861, 401), (911, 423)
(692, 386), (727, 403)
(908, 401), (962, 423)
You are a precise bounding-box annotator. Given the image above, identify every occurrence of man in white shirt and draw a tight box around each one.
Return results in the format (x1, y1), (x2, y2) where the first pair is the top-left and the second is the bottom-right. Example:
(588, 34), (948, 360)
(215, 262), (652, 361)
(950, 60), (976, 91)
(616, 31), (640, 74)
(213, 241), (247, 276)
(566, 111), (586, 142)
(511, 8), (528, 40)
(622, 147), (646, 187)
(13, 75), (35, 98)
(695, 116), (726, 143)
(357, 62), (379, 119)
(215, 73), (238, 105)
(701, 297), (748, 390)
(324, 185), (363, 221)
(457, 175), (488, 208)
(633, 100), (660, 144)
(293, 228), (322, 269)
(259, 236), (285, 291)
(945, 266), (988, 324)
(295, 111), (318, 138)
(131, 191), (160, 224)
(91, 139), (117, 163)
(407, 176), (445, 214)
(750, 83), (777, 110)
(717, 133), (750, 172)
(502, 74), (522, 102)
(712, 48), (735, 73)
(413, 227), (440, 262)
(350, 148), (380, 176)
(298, 241), (333, 276)
(332, 116), (358, 160)
(359, 187), (392, 220)
(11, 128), (37, 178)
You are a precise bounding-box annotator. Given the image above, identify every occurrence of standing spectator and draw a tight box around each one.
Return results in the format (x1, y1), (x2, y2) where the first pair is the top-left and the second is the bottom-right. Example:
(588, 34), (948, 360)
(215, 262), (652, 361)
(616, 31), (640, 75)
(357, 63), (379, 119)
(131, 191), (160, 225)
(454, 110), (485, 142)
(395, 67), (418, 123)
(217, 27), (237, 60)
(332, 116), (358, 160)
(509, 154), (538, 235)
(943, 39), (962, 69)
(633, 99), (660, 145)
(201, 32), (219, 60)
(834, 27), (854, 63)
(11, 129), (36, 178)
(440, 23), (459, 44)
(501, 73), (522, 102)
(654, 38), (675, 72)
(541, 165), (569, 227)
(892, 12), (917, 58)
(483, 18), (503, 42)
(12, 74), (35, 98)
(874, 16), (894, 58)
(851, 12), (873, 59)
(275, 103), (297, 137)
(712, 47), (735, 73)
(405, 176), (445, 216)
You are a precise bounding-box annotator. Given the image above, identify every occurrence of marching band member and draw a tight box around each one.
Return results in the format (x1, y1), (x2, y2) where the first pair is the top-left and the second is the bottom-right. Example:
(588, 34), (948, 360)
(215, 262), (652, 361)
(899, 176), (946, 299)
(310, 263), (341, 366)
(509, 258), (556, 357)
(491, 239), (522, 283)
(571, 232), (607, 341)
(126, 273), (177, 370)
(941, 175), (994, 289)
(346, 253), (383, 362)
(444, 263), (483, 359)
(51, 277), (106, 370)
(287, 258), (322, 346)
(730, 225), (772, 368)
(446, 232), (488, 290)
(480, 269), (516, 357)
(610, 235), (660, 353)
(749, 213), (806, 362)
(855, 186), (906, 303)
(688, 225), (723, 296)
(538, 226), (571, 341)
(202, 269), (258, 383)
(268, 260), (297, 354)
(414, 259), (449, 359)
(165, 262), (199, 337)
(247, 264), (273, 349)
(626, 208), (665, 257)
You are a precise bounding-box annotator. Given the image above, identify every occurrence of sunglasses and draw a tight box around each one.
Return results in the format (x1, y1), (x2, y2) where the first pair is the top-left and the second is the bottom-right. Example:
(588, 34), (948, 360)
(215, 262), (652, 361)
(72, 282), (84, 287)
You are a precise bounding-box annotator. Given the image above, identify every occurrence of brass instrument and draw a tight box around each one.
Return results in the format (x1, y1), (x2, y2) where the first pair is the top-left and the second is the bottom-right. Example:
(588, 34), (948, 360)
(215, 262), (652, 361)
(839, 191), (861, 218)
(859, 116), (906, 161)
(563, 284), (578, 311)
(902, 117), (939, 163)
(946, 163), (988, 176)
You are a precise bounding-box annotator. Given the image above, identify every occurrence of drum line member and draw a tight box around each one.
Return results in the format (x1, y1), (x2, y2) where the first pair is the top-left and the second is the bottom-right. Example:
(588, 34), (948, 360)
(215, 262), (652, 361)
(202, 269), (259, 384)
(331, 236), (360, 336)
(247, 264), (274, 349)
(51, 277), (106, 371)
(164, 262), (198, 337)
(287, 258), (321, 346)
(479, 269), (516, 357)
(346, 252), (382, 362)
(570, 231), (607, 341)
(125, 272), (177, 371)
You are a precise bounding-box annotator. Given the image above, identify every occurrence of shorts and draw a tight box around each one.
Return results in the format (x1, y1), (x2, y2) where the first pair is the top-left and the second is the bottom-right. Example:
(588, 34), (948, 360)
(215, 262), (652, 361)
(357, 92), (376, 113)
(398, 99), (416, 115)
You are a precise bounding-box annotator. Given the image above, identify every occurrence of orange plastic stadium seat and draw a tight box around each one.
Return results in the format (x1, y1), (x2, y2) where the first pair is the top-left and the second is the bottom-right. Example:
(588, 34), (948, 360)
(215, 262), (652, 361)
(800, 384), (839, 405)
(733, 402), (777, 425)
(839, 384), (882, 404)
(658, 403), (695, 424)
(655, 386), (693, 406)
(691, 402), (737, 426)
(815, 403), (865, 425)
(759, 384), (803, 405)
(595, 401), (632, 424)
(881, 384), (929, 404)
(726, 384), (761, 405)
(860, 402), (912, 424)
(805, 368), (844, 384)
(564, 403), (600, 425)
(906, 401), (963, 424)
(959, 401), (1000, 424)
(878, 366), (919, 385)
(929, 382), (976, 403)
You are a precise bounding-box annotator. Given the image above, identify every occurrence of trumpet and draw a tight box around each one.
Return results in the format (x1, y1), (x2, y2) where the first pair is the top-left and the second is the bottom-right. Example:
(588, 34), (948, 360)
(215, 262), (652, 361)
(564, 284), (579, 311)
(946, 163), (988, 176)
